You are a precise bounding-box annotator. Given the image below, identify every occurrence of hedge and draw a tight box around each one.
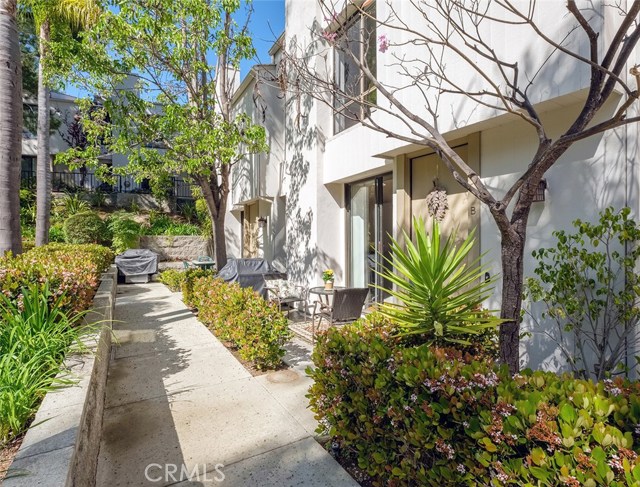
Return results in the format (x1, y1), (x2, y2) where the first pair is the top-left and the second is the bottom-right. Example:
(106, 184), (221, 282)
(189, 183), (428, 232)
(63, 211), (110, 245)
(189, 276), (291, 369)
(0, 243), (114, 313)
(309, 314), (640, 486)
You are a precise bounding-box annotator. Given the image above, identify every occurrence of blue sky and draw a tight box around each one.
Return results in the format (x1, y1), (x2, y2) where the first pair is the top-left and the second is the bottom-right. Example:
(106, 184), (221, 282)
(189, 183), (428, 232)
(241, 0), (285, 75)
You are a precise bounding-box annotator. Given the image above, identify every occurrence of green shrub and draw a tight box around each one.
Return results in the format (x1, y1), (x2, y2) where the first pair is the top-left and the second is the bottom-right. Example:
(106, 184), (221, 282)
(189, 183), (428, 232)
(378, 218), (502, 345)
(158, 268), (187, 292)
(0, 243), (114, 313)
(107, 213), (143, 253)
(190, 277), (291, 369)
(63, 211), (110, 245)
(58, 192), (91, 218)
(181, 268), (216, 306)
(0, 284), (90, 445)
(309, 317), (640, 486)
(162, 223), (201, 236)
(49, 224), (65, 243)
(527, 207), (640, 380)
(143, 211), (202, 236)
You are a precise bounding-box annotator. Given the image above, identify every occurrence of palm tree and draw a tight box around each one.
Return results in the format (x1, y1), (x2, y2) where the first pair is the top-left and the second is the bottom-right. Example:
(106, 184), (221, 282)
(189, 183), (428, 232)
(0, 0), (23, 255)
(33, 0), (98, 246)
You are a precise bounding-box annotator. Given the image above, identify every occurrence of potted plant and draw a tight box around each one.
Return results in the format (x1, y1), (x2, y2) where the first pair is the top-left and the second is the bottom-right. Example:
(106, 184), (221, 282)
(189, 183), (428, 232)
(322, 269), (335, 290)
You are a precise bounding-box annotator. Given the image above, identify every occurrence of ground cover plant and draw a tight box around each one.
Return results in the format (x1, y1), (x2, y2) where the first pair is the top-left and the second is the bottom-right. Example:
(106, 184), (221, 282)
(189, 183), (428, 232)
(188, 276), (291, 369)
(309, 315), (640, 486)
(0, 285), (91, 445)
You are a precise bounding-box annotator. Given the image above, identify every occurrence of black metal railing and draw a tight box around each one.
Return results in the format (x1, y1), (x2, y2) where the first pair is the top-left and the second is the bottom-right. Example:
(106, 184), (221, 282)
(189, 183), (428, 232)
(20, 170), (195, 199)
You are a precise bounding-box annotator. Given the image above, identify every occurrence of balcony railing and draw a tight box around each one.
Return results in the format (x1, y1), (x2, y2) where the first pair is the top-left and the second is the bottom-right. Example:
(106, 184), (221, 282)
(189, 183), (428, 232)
(21, 170), (195, 199)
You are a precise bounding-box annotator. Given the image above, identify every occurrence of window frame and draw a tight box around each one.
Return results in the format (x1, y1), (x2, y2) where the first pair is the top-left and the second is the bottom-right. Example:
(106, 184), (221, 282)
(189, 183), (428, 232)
(333, 4), (377, 135)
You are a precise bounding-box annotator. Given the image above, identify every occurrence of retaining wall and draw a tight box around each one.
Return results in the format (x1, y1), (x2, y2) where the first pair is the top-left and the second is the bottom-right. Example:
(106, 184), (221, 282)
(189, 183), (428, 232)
(140, 235), (213, 262)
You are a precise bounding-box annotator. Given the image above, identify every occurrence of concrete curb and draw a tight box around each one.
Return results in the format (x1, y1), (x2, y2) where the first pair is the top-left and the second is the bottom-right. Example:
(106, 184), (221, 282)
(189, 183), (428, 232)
(4, 265), (117, 487)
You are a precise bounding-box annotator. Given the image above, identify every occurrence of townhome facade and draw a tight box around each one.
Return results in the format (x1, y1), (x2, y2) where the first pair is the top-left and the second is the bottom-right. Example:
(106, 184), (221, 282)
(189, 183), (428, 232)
(225, 0), (640, 371)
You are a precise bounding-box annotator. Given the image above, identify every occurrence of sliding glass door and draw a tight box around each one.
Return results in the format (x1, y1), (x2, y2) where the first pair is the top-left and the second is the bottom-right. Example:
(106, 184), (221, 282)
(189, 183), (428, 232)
(347, 173), (392, 302)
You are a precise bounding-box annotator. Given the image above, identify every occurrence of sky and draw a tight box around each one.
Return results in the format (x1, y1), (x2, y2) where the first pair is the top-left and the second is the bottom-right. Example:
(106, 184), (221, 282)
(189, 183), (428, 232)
(241, 0), (285, 76)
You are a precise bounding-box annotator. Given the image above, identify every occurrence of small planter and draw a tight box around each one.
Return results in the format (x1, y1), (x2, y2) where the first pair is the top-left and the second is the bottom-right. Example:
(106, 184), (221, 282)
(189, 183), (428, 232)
(324, 281), (334, 290)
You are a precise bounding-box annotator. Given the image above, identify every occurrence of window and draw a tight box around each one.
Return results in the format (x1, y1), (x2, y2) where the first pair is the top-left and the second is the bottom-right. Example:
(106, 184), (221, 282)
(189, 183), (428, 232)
(333, 4), (377, 134)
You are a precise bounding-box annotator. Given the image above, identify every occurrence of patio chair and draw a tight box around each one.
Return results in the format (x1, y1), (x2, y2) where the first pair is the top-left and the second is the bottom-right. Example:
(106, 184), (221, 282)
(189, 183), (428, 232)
(264, 277), (309, 317)
(311, 287), (369, 341)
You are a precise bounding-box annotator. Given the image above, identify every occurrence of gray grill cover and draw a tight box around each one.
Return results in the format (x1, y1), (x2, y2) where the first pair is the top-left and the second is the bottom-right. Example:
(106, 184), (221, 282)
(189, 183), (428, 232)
(217, 258), (286, 297)
(115, 249), (158, 276)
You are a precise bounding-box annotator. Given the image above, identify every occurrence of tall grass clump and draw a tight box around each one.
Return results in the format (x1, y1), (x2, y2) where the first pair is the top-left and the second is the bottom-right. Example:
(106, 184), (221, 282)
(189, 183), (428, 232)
(0, 285), (90, 445)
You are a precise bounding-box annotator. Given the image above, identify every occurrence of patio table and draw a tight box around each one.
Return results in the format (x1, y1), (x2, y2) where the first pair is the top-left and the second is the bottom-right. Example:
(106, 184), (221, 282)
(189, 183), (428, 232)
(309, 286), (345, 309)
(190, 260), (215, 270)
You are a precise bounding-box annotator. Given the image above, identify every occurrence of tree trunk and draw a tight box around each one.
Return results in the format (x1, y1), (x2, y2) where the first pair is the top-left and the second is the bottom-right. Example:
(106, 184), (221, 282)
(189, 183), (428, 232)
(198, 179), (228, 270)
(213, 214), (227, 270)
(35, 20), (51, 247)
(0, 0), (23, 255)
(498, 228), (526, 374)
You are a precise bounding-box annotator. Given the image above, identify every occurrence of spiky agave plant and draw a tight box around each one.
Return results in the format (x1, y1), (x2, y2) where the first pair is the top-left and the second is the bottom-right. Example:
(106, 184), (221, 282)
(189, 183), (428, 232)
(377, 218), (503, 345)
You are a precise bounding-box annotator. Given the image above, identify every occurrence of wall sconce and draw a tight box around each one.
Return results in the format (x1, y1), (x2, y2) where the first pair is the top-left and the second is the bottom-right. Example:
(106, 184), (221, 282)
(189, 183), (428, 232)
(533, 179), (547, 203)
(257, 216), (267, 228)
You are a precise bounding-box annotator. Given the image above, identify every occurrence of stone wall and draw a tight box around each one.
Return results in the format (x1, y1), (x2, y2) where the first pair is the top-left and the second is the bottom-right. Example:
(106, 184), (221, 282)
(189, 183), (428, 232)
(4, 266), (117, 487)
(140, 235), (213, 262)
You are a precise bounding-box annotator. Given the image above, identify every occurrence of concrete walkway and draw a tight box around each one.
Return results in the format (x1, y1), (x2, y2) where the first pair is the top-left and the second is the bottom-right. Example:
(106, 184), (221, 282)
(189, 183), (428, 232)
(96, 283), (357, 487)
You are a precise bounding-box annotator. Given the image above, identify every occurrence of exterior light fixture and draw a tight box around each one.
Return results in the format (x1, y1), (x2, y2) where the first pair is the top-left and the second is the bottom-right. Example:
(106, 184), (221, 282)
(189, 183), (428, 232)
(257, 216), (267, 228)
(533, 179), (547, 203)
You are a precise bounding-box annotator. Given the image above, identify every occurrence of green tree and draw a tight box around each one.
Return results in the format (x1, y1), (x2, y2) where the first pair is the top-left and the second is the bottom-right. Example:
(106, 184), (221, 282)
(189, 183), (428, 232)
(27, 0), (99, 247)
(61, 0), (268, 268)
(0, 0), (23, 255)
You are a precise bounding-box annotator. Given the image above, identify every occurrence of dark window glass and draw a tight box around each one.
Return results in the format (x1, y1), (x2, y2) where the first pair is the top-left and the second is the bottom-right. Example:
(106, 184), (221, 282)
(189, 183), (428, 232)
(333, 4), (377, 134)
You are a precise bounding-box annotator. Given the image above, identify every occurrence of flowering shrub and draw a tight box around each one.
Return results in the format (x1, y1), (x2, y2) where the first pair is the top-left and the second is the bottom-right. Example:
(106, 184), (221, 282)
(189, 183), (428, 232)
(190, 276), (291, 369)
(309, 315), (640, 486)
(0, 243), (114, 313)
(180, 268), (216, 306)
(158, 268), (187, 292)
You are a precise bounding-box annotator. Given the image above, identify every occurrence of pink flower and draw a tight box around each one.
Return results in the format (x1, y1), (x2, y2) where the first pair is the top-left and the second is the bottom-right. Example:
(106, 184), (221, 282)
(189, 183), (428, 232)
(378, 34), (389, 53)
(322, 31), (338, 44)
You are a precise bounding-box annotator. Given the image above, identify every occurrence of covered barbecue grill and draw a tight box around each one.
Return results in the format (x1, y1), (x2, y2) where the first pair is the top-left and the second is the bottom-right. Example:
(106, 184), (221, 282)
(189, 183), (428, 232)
(217, 258), (286, 297)
(115, 249), (159, 283)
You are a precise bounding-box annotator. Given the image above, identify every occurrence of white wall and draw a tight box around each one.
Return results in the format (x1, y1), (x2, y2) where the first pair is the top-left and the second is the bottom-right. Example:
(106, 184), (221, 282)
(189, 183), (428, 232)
(479, 97), (635, 371)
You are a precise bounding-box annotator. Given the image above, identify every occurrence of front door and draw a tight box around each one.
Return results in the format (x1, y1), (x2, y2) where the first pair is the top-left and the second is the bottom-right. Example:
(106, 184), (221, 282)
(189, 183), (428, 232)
(243, 203), (259, 258)
(347, 173), (393, 302)
(410, 144), (481, 264)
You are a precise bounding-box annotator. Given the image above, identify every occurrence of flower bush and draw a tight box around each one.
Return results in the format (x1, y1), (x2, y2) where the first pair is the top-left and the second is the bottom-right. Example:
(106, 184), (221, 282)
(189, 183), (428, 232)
(189, 276), (291, 369)
(158, 268), (187, 292)
(309, 315), (640, 486)
(181, 268), (216, 306)
(0, 243), (114, 313)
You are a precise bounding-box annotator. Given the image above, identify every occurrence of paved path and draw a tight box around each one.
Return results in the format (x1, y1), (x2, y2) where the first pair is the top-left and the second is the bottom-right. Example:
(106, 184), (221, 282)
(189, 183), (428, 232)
(96, 283), (357, 487)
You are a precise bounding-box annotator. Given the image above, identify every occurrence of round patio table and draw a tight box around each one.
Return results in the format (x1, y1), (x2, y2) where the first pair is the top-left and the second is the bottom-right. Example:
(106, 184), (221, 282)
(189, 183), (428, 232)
(190, 260), (215, 270)
(309, 285), (345, 308)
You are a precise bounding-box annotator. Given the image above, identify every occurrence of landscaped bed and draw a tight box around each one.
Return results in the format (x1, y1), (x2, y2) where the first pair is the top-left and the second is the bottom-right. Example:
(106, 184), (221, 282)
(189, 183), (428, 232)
(310, 314), (640, 486)
(158, 268), (292, 372)
(0, 243), (114, 480)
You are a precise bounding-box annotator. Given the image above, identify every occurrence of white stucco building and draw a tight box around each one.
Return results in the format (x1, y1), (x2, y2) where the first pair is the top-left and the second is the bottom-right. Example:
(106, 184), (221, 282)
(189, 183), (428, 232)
(225, 1), (640, 372)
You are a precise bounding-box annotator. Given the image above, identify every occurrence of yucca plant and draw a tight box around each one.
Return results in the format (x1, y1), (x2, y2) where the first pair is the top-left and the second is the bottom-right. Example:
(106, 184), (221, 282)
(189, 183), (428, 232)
(377, 218), (502, 345)
(0, 284), (90, 445)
